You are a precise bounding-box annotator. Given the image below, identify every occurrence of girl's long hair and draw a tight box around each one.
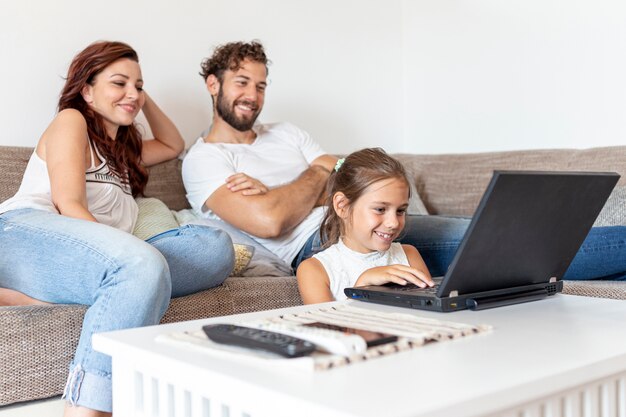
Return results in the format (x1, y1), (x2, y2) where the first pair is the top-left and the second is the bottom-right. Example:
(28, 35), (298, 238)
(320, 148), (411, 248)
(58, 41), (148, 196)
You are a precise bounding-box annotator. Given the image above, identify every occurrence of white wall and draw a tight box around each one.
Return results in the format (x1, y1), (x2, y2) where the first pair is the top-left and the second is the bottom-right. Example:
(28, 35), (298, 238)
(403, 0), (626, 153)
(0, 0), (403, 154)
(2, 1), (625, 155)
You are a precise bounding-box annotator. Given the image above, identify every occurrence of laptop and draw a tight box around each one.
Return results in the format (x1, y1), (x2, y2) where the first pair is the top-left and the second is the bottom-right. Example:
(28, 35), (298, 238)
(344, 170), (619, 312)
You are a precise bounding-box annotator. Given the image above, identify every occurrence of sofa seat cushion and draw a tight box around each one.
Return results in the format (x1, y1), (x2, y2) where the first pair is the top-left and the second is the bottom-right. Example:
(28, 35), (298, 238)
(563, 280), (626, 300)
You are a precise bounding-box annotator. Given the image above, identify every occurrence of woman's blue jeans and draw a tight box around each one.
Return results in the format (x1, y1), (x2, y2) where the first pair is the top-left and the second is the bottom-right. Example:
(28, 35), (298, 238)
(0, 209), (235, 412)
(295, 215), (626, 280)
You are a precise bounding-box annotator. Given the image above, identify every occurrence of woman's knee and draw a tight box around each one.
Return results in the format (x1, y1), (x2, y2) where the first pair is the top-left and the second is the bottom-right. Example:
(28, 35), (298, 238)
(167, 224), (235, 266)
(193, 225), (235, 272)
(154, 225), (235, 297)
(117, 243), (172, 305)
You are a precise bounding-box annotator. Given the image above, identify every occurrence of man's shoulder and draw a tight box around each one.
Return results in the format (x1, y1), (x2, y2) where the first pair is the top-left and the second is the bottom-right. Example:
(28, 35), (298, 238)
(183, 137), (232, 166)
(257, 121), (307, 138)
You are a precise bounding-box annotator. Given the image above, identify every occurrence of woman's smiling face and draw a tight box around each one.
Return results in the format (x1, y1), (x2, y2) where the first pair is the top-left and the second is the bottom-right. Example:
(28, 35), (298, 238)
(82, 58), (145, 138)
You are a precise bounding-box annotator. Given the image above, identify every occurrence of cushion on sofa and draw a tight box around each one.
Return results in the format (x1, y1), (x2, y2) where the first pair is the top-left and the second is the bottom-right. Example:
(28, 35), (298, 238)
(594, 186), (626, 227)
(174, 210), (294, 277)
(133, 197), (180, 240)
(133, 198), (254, 276)
(404, 165), (429, 215)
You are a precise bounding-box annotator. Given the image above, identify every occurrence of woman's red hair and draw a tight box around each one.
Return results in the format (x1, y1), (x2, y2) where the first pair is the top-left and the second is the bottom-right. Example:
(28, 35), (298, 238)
(58, 41), (148, 196)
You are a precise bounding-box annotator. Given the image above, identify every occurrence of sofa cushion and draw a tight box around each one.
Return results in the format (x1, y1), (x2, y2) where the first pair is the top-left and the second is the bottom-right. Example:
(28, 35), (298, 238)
(395, 146), (626, 216)
(134, 198), (254, 276)
(594, 186), (626, 227)
(0, 147), (30, 204)
(404, 165), (429, 215)
(143, 158), (190, 211)
(133, 197), (180, 240)
(174, 211), (294, 277)
(231, 243), (255, 276)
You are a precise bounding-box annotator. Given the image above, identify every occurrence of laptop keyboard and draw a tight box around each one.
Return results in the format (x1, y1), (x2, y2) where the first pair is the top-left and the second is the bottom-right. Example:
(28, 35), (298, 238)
(384, 283), (440, 294)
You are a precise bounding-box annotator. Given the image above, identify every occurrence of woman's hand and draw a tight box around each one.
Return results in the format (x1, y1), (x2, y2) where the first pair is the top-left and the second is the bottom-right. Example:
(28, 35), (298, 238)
(225, 173), (269, 195)
(355, 265), (434, 288)
(140, 92), (185, 166)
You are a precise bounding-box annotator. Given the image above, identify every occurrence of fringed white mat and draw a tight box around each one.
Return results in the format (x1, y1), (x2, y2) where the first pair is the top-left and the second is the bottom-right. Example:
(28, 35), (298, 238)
(157, 304), (492, 371)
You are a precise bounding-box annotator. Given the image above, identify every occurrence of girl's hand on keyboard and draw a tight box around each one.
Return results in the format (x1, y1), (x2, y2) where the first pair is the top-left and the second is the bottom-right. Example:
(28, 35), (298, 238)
(355, 265), (434, 288)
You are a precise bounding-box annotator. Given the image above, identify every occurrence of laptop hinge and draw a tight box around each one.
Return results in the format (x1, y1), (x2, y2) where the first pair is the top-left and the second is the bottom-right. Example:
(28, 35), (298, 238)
(549, 277), (557, 283)
(449, 290), (459, 297)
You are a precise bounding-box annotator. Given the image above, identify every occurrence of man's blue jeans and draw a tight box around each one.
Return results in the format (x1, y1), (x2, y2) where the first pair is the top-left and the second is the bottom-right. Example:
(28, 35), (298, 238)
(0, 208), (235, 412)
(294, 215), (626, 281)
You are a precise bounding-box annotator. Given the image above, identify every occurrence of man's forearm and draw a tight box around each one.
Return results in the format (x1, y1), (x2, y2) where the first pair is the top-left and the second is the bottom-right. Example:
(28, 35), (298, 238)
(258, 165), (330, 236)
(206, 165), (331, 239)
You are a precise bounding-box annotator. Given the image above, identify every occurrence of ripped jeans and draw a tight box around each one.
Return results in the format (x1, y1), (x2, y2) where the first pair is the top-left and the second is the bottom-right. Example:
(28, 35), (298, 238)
(0, 209), (235, 412)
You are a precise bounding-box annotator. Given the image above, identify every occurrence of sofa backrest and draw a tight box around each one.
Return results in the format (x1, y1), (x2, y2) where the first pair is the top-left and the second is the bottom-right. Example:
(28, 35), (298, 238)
(0, 147), (192, 211)
(2, 145), (625, 216)
(395, 146), (626, 216)
(0, 146), (31, 205)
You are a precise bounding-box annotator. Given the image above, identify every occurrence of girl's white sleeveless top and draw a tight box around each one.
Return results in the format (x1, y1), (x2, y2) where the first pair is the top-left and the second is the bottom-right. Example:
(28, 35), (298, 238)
(312, 239), (409, 301)
(0, 139), (138, 233)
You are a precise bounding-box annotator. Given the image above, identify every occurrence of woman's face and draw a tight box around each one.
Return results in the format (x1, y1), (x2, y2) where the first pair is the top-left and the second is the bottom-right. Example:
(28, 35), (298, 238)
(82, 58), (145, 138)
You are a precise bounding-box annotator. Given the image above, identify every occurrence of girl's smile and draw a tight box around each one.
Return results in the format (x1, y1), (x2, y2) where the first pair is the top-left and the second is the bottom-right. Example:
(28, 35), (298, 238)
(341, 177), (410, 254)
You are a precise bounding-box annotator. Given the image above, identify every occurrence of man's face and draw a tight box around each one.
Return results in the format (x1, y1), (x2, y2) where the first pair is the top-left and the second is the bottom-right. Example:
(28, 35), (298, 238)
(214, 59), (267, 132)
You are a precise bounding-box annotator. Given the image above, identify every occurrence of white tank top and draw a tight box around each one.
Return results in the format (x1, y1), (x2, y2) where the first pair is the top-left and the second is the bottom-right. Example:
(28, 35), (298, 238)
(0, 139), (138, 233)
(312, 239), (409, 301)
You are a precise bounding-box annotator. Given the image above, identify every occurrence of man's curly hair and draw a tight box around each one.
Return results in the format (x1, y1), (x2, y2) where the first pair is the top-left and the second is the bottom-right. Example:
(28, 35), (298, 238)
(199, 41), (269, 82)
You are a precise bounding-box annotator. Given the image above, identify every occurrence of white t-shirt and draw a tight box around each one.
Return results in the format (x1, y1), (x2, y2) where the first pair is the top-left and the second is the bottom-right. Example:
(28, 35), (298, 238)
(182, 122), (327, 264)
(313, 240), (409, 301)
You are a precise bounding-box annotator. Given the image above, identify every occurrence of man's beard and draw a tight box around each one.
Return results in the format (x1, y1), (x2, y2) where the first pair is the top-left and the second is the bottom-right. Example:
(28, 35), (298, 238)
(215, 88), (260, 132)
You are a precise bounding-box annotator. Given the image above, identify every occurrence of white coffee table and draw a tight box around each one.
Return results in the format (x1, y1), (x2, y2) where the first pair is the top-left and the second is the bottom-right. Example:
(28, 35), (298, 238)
(93, 295), (626, 417)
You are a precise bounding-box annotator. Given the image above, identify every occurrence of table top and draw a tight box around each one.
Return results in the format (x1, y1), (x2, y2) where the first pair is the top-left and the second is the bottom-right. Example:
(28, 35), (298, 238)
(93, 295), (626, 417)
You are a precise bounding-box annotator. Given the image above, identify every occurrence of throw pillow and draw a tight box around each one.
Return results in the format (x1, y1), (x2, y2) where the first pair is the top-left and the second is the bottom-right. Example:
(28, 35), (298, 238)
(174, 210), (294, 277)
(403, 165), (429, 215)
(408, 181), (429, 215)
(231, 244), (255, 276)
(594, 186), (626, 227)
(133, 197), (179, 241)
(134, 199), (254, 276)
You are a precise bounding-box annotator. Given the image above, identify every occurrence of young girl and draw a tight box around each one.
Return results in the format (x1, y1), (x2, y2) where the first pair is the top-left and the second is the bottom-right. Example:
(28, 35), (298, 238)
(0, 41), (234, 417)
(297, 148), (434, 304)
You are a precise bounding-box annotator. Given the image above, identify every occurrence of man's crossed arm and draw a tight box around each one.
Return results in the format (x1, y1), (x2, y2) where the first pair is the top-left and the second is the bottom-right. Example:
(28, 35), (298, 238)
(204, 155), (337, 239)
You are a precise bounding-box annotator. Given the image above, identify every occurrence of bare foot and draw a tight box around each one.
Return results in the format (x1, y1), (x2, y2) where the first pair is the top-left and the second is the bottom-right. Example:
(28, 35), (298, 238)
(0, 288), (51, 306)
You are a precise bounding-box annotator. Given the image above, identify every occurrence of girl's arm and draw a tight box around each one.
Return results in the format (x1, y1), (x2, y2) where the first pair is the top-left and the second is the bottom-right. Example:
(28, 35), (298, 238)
(296, 258), (334, 304)
(402, 244), (433, 280)
(140, 93), (185, 167)
(43, 109), (97, 222)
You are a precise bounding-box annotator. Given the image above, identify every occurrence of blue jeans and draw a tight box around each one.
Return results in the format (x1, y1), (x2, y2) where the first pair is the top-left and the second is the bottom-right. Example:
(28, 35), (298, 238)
(0, 208), (234, 412)
(294, 215), (626, 280)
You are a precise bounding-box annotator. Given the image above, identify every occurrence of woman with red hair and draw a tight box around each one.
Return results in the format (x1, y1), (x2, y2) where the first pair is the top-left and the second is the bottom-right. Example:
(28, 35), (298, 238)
(0, 41), (234, 416)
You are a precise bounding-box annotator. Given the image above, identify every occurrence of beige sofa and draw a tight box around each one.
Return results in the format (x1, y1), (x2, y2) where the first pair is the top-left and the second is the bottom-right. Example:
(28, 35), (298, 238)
(1, 145), (626, 406)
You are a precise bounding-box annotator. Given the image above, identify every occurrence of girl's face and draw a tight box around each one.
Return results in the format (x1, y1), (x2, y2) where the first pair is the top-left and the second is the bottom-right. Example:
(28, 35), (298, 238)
(82, 58), (145, 139)
(340, 177), (410, 254)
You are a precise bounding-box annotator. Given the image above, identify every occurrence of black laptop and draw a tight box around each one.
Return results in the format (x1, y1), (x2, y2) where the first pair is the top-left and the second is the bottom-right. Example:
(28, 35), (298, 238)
(344, 170), (619, 312)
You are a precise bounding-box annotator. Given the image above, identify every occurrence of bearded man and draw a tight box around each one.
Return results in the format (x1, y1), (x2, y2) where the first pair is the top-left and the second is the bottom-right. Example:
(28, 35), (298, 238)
(182, 40), (626, 281)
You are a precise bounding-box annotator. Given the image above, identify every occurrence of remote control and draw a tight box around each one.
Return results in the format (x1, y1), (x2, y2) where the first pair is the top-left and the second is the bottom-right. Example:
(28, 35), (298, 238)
(202, 324), (317, 358)
(254, 322), (368, 356)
